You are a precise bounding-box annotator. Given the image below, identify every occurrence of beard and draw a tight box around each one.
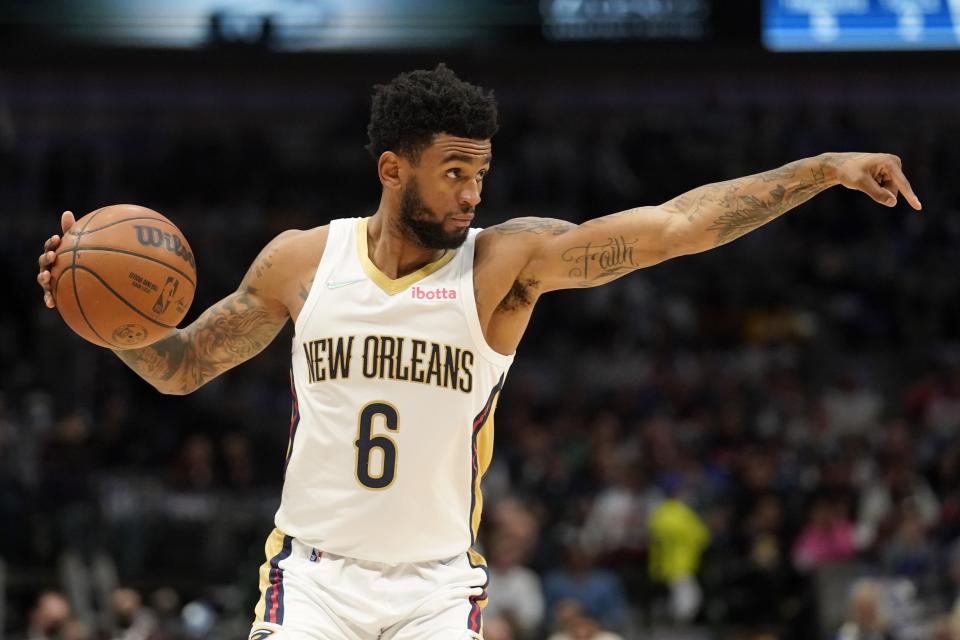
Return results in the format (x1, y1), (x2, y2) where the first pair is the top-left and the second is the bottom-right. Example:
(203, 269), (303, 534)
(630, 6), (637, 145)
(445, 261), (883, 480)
(398, 178), (471, 250)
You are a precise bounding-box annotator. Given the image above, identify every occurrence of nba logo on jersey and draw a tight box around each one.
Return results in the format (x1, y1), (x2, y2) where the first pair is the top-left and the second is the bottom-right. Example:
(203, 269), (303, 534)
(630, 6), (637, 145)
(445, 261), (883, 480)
(309, 547), (322, 563)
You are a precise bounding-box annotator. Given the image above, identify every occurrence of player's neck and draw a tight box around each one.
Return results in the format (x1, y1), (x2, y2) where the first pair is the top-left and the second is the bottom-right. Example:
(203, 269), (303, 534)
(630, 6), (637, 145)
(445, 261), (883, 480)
(366, 211), (446, 280)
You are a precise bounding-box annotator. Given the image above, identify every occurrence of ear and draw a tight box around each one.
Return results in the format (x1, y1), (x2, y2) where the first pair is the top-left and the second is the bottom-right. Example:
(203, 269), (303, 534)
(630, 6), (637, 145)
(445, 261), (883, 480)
(378, 151), (403, 190)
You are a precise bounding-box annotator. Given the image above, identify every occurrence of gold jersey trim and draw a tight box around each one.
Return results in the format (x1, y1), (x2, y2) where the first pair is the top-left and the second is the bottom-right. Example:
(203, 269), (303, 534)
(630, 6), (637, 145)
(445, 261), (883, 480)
(356, 218), (458, 296)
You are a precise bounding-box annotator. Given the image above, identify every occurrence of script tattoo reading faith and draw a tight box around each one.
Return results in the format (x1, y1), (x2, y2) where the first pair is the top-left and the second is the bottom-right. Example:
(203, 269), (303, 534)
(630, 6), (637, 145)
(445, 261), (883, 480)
(562, 236), (640, 286)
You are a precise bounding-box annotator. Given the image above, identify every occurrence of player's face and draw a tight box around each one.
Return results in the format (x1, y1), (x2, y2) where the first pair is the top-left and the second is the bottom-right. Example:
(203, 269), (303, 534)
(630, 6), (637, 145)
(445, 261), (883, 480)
(399, 134), (491, 250)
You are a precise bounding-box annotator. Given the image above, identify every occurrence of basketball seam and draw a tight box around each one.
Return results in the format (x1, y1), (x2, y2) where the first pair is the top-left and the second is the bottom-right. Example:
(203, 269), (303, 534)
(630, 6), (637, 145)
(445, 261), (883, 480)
(65, 264), (178, 330)
(63, 206), (120, 349)
(66, 267), (113, 345)
(69, 210), (108, 345)
(56, 246), (196, 288)
(77, 206), (108, 234)
(77, 215), (176, 235)
(68, 274), (118, 347)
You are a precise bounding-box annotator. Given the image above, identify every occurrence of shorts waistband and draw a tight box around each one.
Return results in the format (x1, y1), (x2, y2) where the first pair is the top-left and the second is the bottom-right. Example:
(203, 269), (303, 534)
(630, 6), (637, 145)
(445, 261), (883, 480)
(285, 537), (466, 568)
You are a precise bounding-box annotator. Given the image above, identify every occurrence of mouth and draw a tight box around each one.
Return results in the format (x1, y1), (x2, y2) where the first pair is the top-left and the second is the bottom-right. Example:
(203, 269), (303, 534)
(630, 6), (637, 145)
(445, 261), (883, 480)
(450, 215), (474, 228)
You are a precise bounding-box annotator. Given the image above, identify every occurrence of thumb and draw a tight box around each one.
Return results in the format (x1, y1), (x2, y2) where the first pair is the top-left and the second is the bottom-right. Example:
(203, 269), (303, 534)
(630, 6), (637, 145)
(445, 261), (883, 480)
(858, 177), (897, 207)
(61, 210), (76, 233)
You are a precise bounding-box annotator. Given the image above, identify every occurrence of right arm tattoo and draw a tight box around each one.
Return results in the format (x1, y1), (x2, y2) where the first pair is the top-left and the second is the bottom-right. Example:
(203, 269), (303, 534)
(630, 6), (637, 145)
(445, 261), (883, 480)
(114, 289), (287, 395)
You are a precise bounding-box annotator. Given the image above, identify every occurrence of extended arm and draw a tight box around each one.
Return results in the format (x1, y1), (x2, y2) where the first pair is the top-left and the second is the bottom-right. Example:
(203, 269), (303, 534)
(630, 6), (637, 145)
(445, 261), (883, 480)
(505, 152), (920, 291)
(113, 234), (295, 395)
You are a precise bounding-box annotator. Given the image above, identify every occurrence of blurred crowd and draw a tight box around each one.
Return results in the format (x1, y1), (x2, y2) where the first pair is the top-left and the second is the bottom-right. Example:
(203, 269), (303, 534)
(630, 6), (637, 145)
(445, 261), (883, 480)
(2, 60), (960, 640)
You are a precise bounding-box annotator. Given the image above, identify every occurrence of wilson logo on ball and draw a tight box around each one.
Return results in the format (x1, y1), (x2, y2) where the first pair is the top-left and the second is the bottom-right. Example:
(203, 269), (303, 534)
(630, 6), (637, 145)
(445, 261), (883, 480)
(51, 205), (196, 351)
(133, 225), (196, 269)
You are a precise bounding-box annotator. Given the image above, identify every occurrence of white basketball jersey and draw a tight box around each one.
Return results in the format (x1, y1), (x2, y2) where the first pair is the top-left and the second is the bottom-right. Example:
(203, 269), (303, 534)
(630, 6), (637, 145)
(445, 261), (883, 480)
(276, 217), (514, 564)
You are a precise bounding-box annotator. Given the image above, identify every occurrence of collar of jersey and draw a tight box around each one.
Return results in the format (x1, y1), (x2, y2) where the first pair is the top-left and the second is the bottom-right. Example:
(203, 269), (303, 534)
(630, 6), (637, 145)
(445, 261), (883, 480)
(356, 217), (458, 296)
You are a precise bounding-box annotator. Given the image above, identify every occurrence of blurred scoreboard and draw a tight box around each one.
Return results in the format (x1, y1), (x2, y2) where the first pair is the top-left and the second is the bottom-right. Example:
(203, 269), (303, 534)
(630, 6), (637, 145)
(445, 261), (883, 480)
(764, 0), (960, 50)
(1, 0), (724, 50)
(0, 0), (537, 50)
(540, 0), (713, 41)
(19, 0), (958, 52)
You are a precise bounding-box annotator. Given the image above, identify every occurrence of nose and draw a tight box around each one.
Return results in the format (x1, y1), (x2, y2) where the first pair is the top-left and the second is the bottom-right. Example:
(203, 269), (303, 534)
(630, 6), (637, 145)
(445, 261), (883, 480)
(459, 183), (481, 208)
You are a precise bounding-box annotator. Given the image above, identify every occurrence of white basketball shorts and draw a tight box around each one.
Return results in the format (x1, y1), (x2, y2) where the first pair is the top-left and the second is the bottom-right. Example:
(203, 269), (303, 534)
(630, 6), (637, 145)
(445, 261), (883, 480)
(249, 529), (488, 640)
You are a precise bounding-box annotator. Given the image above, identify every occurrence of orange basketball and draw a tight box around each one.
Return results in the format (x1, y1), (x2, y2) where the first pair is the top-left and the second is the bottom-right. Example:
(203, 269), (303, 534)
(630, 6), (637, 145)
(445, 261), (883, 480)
(50, 204), (196, 350)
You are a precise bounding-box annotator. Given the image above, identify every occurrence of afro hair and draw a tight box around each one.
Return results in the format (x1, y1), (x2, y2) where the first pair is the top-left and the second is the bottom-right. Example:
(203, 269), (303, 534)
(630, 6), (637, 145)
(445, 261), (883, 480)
(366, 64), (499, 162)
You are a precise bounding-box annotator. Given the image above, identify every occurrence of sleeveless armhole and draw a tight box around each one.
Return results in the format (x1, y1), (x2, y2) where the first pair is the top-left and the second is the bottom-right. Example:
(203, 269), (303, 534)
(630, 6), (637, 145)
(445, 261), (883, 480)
(293, 218), (356, 337)
(459, 229), (516, 368)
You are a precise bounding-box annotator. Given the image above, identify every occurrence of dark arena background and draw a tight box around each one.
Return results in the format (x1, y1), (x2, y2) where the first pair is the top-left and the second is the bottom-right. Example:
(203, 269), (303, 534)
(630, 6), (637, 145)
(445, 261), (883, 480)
(3, 1), (960, 639)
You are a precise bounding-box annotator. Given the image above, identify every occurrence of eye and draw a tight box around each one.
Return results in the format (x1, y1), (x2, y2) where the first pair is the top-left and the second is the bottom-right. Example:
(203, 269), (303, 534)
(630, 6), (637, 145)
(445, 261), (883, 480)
(477, 170), (488, 180)
(445, 168), (460, 179)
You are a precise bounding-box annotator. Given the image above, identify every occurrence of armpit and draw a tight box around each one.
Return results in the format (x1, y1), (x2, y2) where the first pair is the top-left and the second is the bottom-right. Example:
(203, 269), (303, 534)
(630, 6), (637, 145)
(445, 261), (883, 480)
(496, 277), (540, 312)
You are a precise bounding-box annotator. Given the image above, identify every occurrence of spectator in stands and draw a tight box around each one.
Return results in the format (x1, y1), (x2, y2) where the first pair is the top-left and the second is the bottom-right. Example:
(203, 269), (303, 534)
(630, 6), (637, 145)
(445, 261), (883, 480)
(485, 528), (545, 638)
(792, 497), (858, 572)
(483, 615), (518, 640)
(723, 493), (800, 628)
(41, 411), (99, 556)
(544, 542), (627, 633)
(110, 587), (157, 640)
(835, 580), (894, 640)
(220, 431), (258, 489)
(880, 505), (938, 595)
(648, 478), (711, 622)
(168, 434), (217, 491)
(547, 600), (624, 640)
(148, 587), (183, 639)
(857, 458), (940, 551)
(581, 456), (660, 556)
(22, 590), (71, 640)
(821, 371), (884, 443)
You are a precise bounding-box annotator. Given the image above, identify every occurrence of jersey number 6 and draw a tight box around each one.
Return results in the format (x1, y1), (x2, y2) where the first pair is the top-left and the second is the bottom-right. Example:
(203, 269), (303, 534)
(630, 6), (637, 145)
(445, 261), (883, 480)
(355, 402), (399, 489)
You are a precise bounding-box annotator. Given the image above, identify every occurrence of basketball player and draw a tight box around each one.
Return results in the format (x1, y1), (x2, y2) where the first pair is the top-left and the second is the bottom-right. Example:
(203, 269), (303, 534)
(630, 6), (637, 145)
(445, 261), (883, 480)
(36, 65), (920, 639)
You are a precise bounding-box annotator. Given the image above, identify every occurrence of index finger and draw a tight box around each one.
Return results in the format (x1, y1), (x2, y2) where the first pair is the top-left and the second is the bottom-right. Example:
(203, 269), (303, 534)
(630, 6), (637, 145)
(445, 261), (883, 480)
(890, 165), (921, 210)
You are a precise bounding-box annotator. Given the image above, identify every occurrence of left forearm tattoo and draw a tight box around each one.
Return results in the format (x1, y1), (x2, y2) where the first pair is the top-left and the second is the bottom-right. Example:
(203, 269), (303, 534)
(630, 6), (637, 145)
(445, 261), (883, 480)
(662, 157), (833, 246)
